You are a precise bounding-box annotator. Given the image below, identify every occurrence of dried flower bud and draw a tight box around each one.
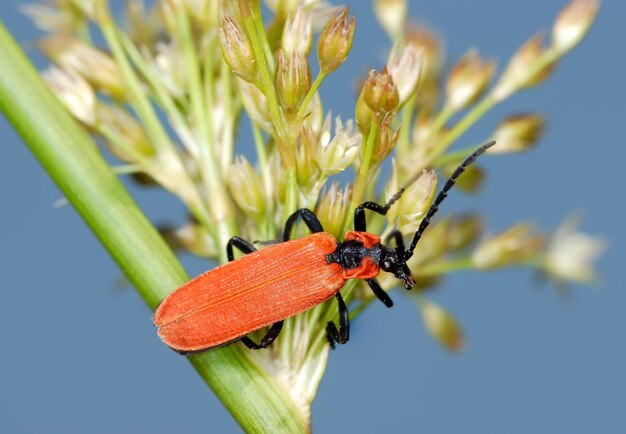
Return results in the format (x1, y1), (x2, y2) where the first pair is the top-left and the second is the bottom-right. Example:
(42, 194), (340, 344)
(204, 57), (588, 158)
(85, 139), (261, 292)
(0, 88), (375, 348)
(264, 0), (306, 14)
(302, 92), (324, 134)
(472, 223), (545, 269)
(21, 4), (74, 32)
(317, 7), (355, 74)
(490, 114), (545, 153)
(415, 76), (440, 114)
(316, 182), (352, 237)
(385, 164), (438, 235)
(229, 156), (265, 218)
(445, 49), (495, 111)
(71, 0), (99, 20)
(443, 162), (484, 193)
(239, 80), (272, 131)
(276, 50), (311, 113)
(96, 104), (154, 161)
(405, 25), (443, 80)
(355, 90), (375, 135)
(545, 216), (605, 284)
(373, 113), (399, 165)
(126, 0), (162, 47)
(220, 15), (257, 83)
(162, 221), (217, 257)
(374, 0), (407, 40)
(552, 0), (600, 54)
(149, 41), (188, 99)
(40, 35), (125, 99)
(492, 33), (556, 101)
(296, 140), (321, 193)
(386, 42), (423, 106)
(419, 299), (464, 352)
(362, 68), (399, 114)
(308, 114), (361, 175)
(186, 0), (219, 29)
(43, 66), (96, 126)
(282, 9), (313, 55)
(446, 215), (483, 251)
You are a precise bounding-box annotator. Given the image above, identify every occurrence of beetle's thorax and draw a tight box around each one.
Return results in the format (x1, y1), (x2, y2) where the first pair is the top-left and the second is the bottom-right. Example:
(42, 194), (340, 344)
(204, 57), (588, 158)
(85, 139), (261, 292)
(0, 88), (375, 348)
(326, 230), (415, 288)
(326, 231), (382, 280)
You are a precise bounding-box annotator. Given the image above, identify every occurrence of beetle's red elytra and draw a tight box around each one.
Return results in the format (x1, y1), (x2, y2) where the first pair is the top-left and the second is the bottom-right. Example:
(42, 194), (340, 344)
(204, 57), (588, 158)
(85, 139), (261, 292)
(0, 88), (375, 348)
(154, 141), (496, 354)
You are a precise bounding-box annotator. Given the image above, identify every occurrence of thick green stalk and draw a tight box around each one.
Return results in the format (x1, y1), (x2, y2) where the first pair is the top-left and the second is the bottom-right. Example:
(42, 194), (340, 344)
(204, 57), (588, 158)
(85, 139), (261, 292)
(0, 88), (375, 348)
(0, 22), (307, 433)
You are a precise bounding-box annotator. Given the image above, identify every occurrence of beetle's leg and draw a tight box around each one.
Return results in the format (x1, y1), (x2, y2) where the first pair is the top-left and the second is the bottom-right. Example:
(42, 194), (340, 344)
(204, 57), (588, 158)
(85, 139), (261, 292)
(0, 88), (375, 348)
(385, 230), (406, 256)
(366, 278), (393, 308)
(355, 191), (409, 232)
(240, 321), (284, 350)
(226, 236), (257, 261)
(326, 293), (350, 349)
(225, 237), (285, 349)
(282, 208), (324, 241)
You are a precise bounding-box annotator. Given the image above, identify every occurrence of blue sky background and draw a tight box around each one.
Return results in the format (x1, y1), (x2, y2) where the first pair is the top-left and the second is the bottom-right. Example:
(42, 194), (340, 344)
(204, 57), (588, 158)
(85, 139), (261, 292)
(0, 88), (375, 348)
(1, 1), (624, 433)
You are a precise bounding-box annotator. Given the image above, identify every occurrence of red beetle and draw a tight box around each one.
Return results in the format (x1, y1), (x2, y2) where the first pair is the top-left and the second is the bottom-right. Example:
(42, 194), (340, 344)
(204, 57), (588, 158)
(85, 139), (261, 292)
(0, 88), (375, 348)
(155, 141), (496, 353)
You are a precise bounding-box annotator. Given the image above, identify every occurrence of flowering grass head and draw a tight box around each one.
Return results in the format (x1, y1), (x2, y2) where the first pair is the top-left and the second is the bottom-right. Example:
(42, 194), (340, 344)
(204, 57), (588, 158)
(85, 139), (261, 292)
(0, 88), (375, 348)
(24, 0), (604, 427)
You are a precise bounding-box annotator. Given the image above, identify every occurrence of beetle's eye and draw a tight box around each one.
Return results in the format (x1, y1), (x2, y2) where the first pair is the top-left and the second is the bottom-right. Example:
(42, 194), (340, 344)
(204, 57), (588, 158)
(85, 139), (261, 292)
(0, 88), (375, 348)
(383, 260), (391, 269)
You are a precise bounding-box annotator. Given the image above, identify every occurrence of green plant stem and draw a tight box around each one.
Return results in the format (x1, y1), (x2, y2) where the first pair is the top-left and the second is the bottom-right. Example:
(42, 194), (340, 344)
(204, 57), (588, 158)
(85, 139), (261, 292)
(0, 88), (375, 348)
(295, 71), (326, 120)
(250, 1), (276, 74)
(251, 121), (276, 238)
(397, 93), (417, 154)
(0, 21), (308, 433)
(283, 167), (299, 223)
(243, 9), (286, 144)
(430, 96), (496, 162)
(342, 121), (380, 234)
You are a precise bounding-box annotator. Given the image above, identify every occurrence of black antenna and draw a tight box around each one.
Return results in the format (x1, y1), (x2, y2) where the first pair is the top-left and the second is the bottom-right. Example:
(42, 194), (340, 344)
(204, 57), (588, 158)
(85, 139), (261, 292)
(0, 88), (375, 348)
(404, 140), (496, 261)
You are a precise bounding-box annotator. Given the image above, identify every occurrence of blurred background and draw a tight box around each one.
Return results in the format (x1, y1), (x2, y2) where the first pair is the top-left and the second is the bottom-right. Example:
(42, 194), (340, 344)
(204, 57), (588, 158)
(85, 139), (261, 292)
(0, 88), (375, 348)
(1, 1), (624, 433)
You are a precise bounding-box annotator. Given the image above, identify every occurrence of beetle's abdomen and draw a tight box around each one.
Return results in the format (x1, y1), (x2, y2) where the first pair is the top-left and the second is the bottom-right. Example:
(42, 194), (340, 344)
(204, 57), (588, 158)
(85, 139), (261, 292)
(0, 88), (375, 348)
(154, 233), (345, 352)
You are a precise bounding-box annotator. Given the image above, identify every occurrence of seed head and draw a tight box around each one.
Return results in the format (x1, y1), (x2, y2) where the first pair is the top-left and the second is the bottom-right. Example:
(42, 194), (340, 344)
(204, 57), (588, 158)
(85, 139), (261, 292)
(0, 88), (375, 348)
(386, 42), (423, 106)
(419, 299), (464, 352)
(443, 162), (484, 193)
(446, 215), (484, 251)
(544, 216), (605, 284)
(295, 140), (321, 193)
(282, 10), (313, 56)
(317, 7), (355, 74)
(308, 114), (361, 175)
(355, 90), (374, 135)
(40, 34), (125, 99)
(385, 163), (438, 235)
(316, 182), (352, 237)
(220, 15), (257, 83)
(96, 104), (154, 161)
(229, 156), (266, 218)
(374, 0), (407, 40)
(373, 113), (400, 165)
(362, 68), (399, 114)
(492, 33), (556, 101)
(168, 221), (217, 258)
(276, 50), (312, 114)
(239, 80), (272, 132)
(43, 66), (96, 126)
(445, 49), (495, 111)
(404, 24), (443, 80)
(490, 113), (545, 153)
(472, 223), (545, 269)
(552, 0), (600, 54)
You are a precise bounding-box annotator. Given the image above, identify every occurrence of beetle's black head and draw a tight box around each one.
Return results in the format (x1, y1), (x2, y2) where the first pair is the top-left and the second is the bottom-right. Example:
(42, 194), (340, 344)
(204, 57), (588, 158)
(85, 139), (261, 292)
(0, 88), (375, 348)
(379, 246), (415, 289)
